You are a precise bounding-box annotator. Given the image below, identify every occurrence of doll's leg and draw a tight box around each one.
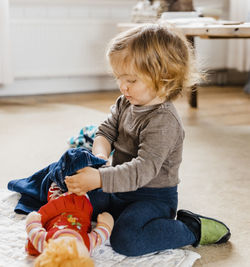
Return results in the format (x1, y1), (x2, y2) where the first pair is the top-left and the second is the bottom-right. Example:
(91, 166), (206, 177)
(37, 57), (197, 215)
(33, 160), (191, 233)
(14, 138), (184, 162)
(48, 148), (106, 192)
(110, 200), (196, 256)
(7, 163), (56, 197)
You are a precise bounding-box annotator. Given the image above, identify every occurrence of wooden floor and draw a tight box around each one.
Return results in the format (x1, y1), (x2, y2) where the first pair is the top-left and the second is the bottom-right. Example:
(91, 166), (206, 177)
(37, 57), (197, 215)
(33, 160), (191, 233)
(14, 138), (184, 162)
(1, 85), (250, 126)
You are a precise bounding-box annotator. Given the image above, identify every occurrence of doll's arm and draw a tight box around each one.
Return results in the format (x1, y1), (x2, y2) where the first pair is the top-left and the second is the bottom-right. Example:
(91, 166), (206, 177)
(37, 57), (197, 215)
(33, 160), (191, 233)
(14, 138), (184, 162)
(25, 211), (47, 254)
(88, 212), (114, 253)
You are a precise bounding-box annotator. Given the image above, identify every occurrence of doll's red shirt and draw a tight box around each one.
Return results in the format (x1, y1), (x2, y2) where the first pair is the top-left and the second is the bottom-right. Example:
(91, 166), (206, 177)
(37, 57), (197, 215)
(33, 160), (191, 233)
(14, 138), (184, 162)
(26, 193), (93, 255)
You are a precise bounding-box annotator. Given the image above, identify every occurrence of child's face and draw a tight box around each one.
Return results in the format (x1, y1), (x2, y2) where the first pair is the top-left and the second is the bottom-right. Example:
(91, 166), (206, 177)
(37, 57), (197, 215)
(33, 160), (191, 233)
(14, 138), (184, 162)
(115, 73), (164, 106)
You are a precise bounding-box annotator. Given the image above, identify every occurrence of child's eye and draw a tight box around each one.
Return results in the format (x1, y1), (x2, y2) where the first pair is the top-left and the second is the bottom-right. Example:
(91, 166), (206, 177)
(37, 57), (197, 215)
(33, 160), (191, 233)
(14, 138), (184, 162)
(127, 80), (136, 83)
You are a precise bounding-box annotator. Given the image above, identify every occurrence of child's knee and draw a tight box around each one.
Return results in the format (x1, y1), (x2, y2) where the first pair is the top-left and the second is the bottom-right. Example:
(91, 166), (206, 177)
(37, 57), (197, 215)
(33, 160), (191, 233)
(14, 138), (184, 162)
(110, 223), (138, 256)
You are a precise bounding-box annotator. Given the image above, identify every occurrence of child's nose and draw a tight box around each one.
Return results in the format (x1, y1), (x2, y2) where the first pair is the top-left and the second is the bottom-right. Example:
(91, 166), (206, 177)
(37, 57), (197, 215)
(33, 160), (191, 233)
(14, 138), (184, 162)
(120, 82), (128, 93)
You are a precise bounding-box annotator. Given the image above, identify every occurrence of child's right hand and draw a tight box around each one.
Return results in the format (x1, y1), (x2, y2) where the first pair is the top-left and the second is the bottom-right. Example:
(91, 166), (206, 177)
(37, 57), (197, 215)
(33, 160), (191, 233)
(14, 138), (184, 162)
(97, 212), (114, 231)
(65, 167), (101, 194)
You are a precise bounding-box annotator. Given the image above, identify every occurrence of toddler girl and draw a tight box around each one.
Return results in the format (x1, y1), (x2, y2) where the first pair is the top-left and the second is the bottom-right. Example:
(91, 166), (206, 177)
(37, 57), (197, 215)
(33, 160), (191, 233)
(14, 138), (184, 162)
(66, 24), (230, 256)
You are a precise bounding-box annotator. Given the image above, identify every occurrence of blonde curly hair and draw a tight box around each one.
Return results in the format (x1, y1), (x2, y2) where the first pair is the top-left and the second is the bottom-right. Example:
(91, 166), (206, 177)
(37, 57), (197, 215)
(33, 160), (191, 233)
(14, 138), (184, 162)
(107, 23), (201, 101)
(34, 237), (94, 267)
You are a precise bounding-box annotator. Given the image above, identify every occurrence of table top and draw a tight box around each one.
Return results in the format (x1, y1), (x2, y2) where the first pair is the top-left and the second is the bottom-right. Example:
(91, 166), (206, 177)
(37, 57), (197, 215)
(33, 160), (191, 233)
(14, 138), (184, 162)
(118, 22), (250, 38)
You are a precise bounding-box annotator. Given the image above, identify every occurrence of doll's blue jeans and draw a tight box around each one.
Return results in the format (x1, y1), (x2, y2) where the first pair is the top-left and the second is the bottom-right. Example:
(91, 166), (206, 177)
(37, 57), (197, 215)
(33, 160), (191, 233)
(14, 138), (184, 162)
(88, 186), (196, 256)
(8, 148), (106, 213)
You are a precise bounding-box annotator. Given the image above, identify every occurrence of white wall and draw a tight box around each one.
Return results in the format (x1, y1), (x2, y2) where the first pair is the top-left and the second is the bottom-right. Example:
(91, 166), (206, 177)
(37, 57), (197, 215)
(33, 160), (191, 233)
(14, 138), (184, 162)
(10, 0), (137, 78)
(0, 0), (229, 96)
(1, 0), (137, 96)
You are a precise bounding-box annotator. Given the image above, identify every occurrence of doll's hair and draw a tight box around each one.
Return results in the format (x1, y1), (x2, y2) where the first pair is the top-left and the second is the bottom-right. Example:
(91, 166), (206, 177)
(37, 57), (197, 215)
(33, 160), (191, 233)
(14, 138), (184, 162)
(107, 23), (201, 101)
(34, 238), (94, 267)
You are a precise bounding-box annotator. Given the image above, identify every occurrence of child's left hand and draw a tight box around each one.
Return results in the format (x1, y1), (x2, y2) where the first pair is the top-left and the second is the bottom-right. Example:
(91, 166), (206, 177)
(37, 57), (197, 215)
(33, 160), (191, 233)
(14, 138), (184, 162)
(65, 167), (101, 195)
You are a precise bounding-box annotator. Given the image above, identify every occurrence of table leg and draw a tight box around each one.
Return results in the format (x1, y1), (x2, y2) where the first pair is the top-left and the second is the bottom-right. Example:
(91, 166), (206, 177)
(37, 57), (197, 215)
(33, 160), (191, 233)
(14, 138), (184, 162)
(189, 85), (198, 108)
(187, 36), (198, 108)
(243, 72), (250, 94)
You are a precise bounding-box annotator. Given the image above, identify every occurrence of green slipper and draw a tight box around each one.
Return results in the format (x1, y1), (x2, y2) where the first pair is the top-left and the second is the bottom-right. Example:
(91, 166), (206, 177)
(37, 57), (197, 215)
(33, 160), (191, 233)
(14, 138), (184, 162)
(177, 209), (231, 247)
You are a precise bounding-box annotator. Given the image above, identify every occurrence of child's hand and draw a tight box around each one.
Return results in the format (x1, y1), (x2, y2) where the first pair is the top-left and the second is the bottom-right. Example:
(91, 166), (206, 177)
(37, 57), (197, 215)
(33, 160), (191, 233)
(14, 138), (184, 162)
(97, 212), (114, 231)
(65, 167), (101, 195)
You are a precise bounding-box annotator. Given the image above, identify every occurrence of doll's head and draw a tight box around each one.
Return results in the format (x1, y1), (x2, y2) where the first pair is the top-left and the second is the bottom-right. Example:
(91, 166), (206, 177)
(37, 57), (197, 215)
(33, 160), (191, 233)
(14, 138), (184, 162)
(34, 236), (94, 267)
(107, 23), (200, 101)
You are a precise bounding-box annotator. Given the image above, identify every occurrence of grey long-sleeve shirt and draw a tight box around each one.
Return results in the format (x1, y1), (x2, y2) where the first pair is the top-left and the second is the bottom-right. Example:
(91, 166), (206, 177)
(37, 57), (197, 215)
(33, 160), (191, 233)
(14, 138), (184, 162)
(96, 95), (185, 193)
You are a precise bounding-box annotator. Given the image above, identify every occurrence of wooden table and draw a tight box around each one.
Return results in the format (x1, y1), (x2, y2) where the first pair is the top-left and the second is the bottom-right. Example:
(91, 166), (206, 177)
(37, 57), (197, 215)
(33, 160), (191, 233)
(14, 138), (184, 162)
(118, 22), (250, 108)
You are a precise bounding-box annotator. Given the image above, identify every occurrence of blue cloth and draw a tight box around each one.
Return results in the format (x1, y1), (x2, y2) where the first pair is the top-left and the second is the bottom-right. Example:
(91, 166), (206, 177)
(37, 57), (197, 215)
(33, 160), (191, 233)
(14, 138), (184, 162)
(68, 125), (98, 150)
(68, 125), (114, 156)
(88, 186), (196, 256)
(8, 148), (106, 214)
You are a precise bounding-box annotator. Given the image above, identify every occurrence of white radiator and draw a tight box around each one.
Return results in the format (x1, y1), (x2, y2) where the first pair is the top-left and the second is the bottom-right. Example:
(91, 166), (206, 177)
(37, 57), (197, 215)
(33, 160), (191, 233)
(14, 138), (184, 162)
(11, 19), (117, 78)
(9, 0), (136, 78)
(0, 0), (137, 95)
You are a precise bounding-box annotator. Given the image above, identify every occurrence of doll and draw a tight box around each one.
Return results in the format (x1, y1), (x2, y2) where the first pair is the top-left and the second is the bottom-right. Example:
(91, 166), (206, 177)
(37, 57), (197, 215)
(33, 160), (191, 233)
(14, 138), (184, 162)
(25, 183), (114, 267)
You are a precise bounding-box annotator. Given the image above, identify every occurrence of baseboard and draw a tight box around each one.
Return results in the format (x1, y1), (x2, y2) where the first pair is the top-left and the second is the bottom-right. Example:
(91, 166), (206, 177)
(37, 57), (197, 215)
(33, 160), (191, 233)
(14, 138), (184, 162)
(0, 69), (249, 97)
(0, 75), (117, 96)
(203, 69), (249, 86)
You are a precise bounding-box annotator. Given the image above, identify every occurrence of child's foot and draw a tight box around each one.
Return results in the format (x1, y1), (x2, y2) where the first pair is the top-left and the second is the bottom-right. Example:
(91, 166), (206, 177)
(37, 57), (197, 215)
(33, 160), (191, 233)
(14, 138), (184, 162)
(177, 209), (231, 247)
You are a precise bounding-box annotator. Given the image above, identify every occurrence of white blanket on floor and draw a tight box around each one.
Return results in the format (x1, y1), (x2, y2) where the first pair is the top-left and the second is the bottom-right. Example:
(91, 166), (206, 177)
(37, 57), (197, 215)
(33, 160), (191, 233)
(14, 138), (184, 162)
(0, 189), (200, 267)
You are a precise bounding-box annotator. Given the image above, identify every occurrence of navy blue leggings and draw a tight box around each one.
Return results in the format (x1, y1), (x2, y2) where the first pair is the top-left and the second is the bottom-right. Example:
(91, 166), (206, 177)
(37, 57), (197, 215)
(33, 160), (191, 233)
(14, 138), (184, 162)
(88, 187), (196, 256)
